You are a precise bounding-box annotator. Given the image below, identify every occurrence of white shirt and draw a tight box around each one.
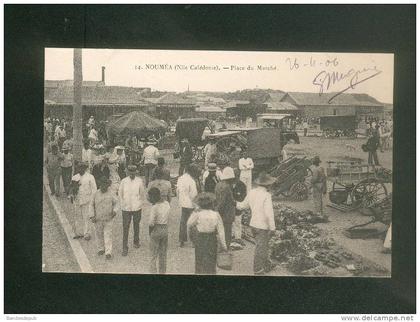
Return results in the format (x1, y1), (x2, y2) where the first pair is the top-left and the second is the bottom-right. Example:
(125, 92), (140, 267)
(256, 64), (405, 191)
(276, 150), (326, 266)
(248, 186), (276, 231)
(204, 143), (217, 161)
(187, 209), (226, 249)
(143, 145), (160, 165)
(149, 201), (171, 226)
(239, 157), (254, 173)
(118, 177), (146, 211)
(281, 149), (288, 160)
(176, 173), (198, 209)
(82, 148), (93, 164)
(88, 128), (98, 141)
(55, 127), (66, 139)
(76, 172), (97, 205)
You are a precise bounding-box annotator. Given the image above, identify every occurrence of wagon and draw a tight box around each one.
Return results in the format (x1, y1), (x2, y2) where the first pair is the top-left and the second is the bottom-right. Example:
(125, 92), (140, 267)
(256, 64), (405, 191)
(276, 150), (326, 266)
(268, 156), (313, 201)
(206, 127), (284, 170)
(174, 118), (212, 161)
(256, 114), (300, 148)
(319, 115), (358, 138)
(327, 160), (392, 212)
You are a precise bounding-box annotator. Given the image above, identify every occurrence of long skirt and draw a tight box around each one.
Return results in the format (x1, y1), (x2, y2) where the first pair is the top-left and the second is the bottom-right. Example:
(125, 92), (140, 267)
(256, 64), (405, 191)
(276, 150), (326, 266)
(194, 232), (218, 275)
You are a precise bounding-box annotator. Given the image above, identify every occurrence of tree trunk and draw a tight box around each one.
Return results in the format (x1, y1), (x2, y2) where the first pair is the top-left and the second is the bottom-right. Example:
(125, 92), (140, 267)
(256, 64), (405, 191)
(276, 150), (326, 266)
(73, 48), (83, 162)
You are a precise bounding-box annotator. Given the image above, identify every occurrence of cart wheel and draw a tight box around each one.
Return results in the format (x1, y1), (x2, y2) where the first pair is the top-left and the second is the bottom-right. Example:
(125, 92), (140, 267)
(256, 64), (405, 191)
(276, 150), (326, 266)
(289, 182), (308, 201)
(351, 178), (388, 210)
(216, 137), (239, 153)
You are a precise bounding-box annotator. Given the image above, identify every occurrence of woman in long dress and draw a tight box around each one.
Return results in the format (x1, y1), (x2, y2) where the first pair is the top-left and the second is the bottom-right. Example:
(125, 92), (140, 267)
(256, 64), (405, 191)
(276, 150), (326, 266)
(187, 193), (227, 275)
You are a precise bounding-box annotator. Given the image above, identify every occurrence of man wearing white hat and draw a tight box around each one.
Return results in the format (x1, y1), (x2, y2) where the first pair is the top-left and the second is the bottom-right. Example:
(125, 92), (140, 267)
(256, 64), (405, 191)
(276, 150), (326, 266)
(215, 166), (236, 250)
(142, 140), (160, 187)
(248, 172), (277, 275)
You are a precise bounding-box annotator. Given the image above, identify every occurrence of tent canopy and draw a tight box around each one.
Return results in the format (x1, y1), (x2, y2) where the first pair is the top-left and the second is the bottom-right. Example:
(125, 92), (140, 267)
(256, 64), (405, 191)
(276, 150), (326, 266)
(107, 111), (167, 137)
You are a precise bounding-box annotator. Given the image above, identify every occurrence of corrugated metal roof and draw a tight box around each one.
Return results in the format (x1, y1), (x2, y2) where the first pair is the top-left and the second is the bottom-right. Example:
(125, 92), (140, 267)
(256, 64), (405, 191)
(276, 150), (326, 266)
(285, 92), (384, 107)
(195, 105), (225, 113)
(266, 92), (287, 101)
(266, 101), (298, 110)
(224, 100), (250, 108)
(44, 86), (149, 105)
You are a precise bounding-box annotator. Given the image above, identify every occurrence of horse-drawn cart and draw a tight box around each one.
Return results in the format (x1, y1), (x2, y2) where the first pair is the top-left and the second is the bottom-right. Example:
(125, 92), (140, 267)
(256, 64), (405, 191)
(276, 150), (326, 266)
(175, 118), (212, 161)
(327, 161), (392, 212)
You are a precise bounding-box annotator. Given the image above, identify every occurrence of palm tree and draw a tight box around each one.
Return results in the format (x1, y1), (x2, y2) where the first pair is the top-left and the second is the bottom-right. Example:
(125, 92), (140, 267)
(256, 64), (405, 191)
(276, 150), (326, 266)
(73, 48), (83, 162)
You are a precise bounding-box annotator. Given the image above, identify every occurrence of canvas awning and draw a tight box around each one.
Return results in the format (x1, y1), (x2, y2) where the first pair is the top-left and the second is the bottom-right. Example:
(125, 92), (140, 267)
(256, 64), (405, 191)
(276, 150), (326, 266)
(107, 111), (167, 137)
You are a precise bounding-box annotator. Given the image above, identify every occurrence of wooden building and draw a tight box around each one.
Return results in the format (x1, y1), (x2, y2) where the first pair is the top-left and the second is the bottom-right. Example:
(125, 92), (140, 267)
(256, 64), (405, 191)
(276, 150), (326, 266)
(194, 105), (226, 119)
(44, 85), (151, 122)
(147, 93), (197, 121)
(279, 92), (384, 121)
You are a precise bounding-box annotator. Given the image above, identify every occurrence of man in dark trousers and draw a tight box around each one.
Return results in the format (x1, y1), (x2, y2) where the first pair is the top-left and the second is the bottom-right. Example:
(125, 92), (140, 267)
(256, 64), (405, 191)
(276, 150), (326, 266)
(366, 129), (380, 166)
(215, 166), (236, 250)
(179, 138), (193, 176)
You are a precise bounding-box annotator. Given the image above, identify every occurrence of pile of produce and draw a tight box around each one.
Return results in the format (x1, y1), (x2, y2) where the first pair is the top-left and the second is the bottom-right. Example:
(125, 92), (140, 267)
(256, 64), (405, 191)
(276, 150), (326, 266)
(241, 203), (328, 228)
(273, 203), (329, 227)
(240, 202), (388, 276)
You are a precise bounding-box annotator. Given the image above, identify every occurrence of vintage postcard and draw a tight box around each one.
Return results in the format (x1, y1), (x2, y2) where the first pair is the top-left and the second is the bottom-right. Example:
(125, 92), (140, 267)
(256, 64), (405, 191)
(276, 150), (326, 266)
(43, 48), (393, 277)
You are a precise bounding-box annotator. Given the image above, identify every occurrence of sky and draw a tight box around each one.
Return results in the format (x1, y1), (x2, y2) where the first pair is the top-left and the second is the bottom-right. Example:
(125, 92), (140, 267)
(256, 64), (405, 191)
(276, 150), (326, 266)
(45, 48), (394, 103)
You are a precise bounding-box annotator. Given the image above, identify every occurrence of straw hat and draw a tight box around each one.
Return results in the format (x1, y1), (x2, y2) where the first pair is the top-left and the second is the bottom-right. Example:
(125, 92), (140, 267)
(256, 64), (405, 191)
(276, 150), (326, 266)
(254, 172), (276, 186)
(220, 167), (235, 180)
(207, 163), (217, 172)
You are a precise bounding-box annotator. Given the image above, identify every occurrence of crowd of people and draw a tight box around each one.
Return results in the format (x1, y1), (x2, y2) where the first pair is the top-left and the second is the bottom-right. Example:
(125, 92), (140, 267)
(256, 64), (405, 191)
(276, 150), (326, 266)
(45, 114), (303, 275)
(45, 112), (390, 275)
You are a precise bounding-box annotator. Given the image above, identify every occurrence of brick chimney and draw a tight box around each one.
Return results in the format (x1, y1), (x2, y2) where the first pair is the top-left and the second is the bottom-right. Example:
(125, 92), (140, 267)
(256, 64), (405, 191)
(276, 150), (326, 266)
(101, 66), (105, 84)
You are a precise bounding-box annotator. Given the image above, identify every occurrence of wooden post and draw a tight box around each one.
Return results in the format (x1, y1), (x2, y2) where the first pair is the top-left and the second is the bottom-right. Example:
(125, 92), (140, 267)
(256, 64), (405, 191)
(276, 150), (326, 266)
(73, 48), (83, 162)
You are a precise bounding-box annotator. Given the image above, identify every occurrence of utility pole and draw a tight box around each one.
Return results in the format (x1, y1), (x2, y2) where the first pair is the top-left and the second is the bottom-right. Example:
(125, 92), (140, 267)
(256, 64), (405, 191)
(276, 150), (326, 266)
(73, 48), (83, 162)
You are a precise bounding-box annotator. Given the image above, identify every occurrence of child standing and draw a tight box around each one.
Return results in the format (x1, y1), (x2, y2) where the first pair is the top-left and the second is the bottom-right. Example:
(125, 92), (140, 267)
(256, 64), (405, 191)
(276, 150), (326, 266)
(148, 187), (170, 274)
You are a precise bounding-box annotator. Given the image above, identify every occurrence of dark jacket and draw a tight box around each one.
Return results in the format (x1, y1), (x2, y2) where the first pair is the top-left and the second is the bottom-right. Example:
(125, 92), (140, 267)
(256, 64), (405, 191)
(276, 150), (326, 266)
(366, 134), (380, 152)
(92, 163), (110, 186)
(215, 181), (236, 224)
(180, 143), (193, 163)
(204, 173), (219, 193)
(232, 180), (247, 202)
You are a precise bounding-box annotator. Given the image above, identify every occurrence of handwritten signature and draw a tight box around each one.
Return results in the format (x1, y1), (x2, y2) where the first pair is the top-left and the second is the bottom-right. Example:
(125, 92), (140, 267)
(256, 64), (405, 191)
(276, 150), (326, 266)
(312, 67), (382, 103)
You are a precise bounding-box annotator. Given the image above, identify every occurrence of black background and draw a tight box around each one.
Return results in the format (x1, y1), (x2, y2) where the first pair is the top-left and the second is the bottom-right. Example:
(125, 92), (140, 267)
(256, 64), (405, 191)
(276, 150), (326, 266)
(4, 4), (416, 313)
